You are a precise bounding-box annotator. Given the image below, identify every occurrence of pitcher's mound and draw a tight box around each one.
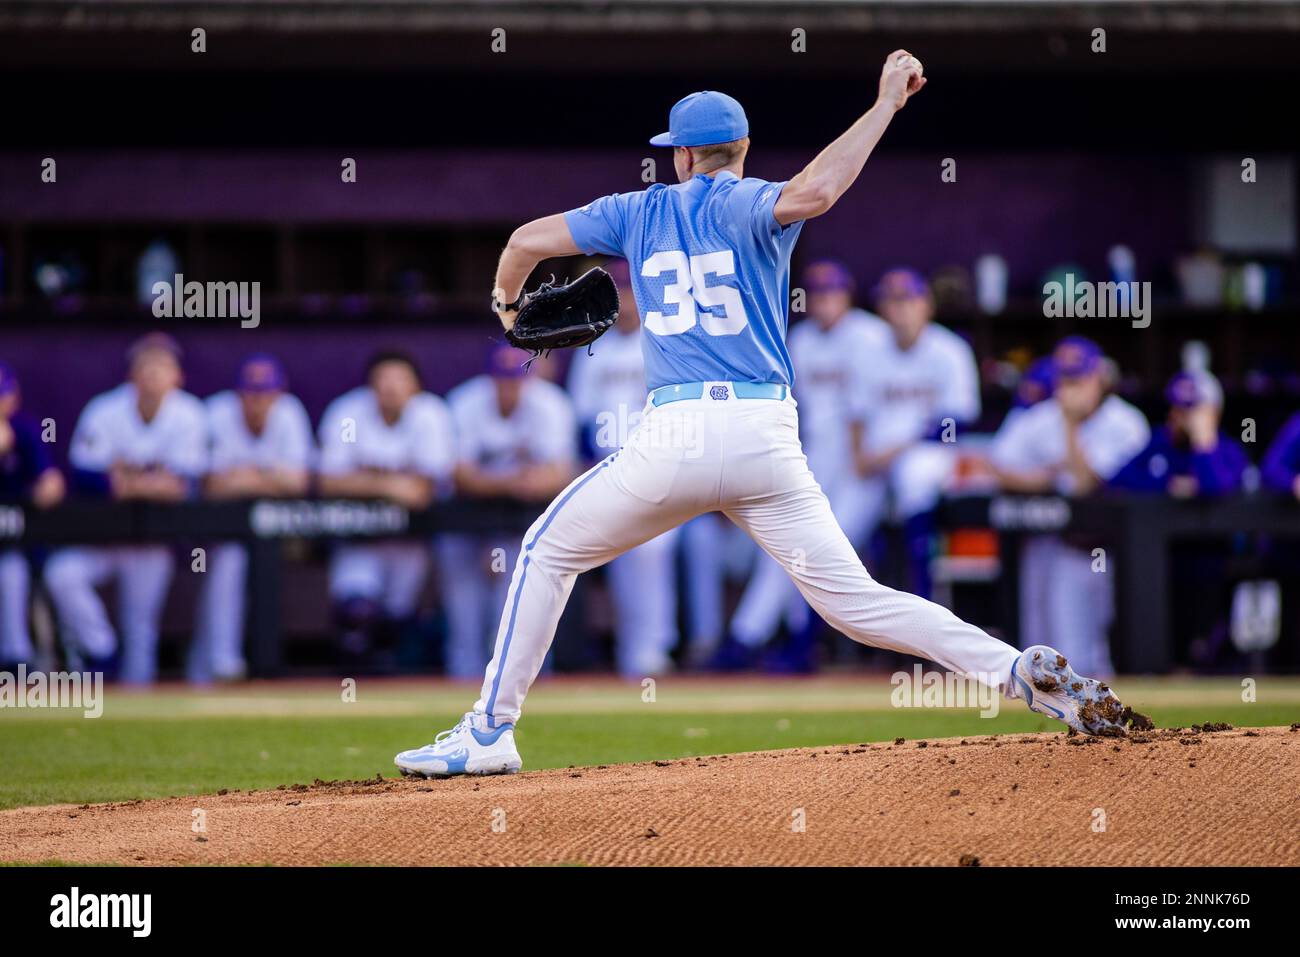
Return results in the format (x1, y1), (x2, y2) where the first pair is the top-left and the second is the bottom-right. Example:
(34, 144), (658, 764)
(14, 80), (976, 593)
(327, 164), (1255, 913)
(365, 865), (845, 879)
(2, 726), (1296, 866)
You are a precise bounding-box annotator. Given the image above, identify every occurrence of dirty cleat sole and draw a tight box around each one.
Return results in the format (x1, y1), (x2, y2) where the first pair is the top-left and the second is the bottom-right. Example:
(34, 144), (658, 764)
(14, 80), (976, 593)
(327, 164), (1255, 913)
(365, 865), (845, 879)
(1012, 645), (1152, 737)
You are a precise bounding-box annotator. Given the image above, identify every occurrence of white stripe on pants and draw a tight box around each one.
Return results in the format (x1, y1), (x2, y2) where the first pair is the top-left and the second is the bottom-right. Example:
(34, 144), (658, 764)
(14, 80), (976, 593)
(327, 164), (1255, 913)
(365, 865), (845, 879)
(474, 392), (1020, 725)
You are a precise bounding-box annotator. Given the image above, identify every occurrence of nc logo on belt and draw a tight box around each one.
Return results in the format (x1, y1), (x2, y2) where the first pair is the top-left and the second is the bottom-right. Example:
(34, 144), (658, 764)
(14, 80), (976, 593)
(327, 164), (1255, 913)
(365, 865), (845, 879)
(709, 385), (730, 400)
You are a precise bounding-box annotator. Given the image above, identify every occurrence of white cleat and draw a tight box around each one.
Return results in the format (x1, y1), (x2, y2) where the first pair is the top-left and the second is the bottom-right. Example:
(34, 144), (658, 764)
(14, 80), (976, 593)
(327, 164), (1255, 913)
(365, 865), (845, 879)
(1012, 645), (1151, 737)
(394, 712), (522, 778)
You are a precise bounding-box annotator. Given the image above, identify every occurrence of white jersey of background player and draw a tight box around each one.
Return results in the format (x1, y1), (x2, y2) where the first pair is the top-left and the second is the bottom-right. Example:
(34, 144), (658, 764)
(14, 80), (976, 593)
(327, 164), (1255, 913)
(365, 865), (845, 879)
(853, 268), (980, 600)
(190, 354), (314, 682)
(397, 56), (1139, 778)
(440, 346), (576, 679)
(567, 259), (680, 677)
(726, 259), (887, 660)
(989, 336), (1150, 677)
(44, 333), (207, 684)
(318, 352), (455, 671)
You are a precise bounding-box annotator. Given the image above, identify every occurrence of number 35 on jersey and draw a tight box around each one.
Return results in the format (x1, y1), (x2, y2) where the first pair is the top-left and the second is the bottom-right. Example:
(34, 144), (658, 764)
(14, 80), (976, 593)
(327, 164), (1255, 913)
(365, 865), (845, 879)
(641, 250), (750, 337)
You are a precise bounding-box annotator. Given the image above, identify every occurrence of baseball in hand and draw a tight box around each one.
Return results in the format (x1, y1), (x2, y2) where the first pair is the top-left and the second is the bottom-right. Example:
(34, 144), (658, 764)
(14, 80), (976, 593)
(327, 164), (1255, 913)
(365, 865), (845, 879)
(898, 54), (924, 84)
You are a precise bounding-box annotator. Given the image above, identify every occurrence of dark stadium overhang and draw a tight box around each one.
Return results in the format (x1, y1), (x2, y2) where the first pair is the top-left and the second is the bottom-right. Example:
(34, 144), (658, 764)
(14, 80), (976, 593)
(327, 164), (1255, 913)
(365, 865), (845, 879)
(2, 1), (1298, 72)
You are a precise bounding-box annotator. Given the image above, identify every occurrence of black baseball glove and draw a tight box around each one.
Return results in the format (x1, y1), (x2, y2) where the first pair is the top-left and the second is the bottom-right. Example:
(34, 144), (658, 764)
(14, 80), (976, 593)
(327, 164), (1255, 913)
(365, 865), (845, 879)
(503, 267), (619, 356)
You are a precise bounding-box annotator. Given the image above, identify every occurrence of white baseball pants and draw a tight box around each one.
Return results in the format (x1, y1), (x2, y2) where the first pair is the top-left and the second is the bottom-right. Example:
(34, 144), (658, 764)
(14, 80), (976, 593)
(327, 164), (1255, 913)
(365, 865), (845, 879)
(605, 527), (679, 677)
(43, 545), (175, 684)
(729, 439), (959, 646)
(190, 542), (250, 682)
(474, 387), (1020, 726)
(1018, 535), (1115, 678)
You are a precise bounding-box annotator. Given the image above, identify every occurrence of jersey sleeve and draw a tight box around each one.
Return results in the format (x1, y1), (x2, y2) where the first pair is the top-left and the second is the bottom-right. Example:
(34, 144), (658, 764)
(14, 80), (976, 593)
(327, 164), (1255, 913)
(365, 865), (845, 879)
(564, 352), (599, 425)
(68, 397), (116, 473)
(409, 398), (456, 482)
(725, 178), (792, 243)
(939, 336), (982, 425)
(532, 388), (578, 464)
(206, 400), (238, 473)
(164, 399), (209, 478)
(564, 192), (640, 257)
(987, 407), (1039, 471)
(1083, 407), (1150, 481)
(277, 395), (317, 472)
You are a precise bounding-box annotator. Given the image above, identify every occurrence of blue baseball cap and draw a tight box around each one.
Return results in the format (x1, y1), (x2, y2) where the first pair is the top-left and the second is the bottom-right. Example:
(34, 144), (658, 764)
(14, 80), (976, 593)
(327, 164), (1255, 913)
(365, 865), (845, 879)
(1053, 336), (1103, 378)
(649, 91), (749, 148)
(0, 362), (17, 398)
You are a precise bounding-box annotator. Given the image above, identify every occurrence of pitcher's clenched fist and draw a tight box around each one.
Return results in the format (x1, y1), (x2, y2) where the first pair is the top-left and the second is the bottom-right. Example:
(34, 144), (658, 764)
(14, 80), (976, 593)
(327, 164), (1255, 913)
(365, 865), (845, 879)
(880, 49), (926, 110)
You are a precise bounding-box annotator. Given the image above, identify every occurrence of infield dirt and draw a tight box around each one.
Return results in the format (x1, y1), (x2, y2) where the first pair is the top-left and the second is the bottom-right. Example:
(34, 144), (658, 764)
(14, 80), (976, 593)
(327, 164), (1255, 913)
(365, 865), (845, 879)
(2, 725), (1296, 866)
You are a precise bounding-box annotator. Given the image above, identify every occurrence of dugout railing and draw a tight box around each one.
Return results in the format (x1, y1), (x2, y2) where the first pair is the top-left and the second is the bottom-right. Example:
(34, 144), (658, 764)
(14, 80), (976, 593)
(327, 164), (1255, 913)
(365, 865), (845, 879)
(2, 493), (1298, 675)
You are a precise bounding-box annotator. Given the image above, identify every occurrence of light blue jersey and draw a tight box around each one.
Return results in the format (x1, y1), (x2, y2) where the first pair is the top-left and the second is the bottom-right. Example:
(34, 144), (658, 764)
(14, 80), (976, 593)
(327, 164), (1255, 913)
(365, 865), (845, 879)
(564, 172), (804, 391)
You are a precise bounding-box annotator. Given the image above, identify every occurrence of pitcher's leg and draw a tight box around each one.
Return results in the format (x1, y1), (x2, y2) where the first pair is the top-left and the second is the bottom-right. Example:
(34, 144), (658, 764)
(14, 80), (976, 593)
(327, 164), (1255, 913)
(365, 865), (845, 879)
(474, 456), (697, 726)
(727, 482), (1020, 692)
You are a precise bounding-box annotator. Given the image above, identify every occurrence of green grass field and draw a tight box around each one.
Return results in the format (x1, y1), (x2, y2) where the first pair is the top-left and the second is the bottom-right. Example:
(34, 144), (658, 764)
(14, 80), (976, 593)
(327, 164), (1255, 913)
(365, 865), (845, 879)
(1, 674), (1297, 810)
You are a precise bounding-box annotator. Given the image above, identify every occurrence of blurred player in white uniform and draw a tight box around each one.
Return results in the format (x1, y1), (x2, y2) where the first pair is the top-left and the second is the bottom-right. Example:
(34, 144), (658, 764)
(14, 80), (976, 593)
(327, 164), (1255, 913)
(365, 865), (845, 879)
(989, 336), (1150, 677)
(0, 363), (66, 670)
(567, 260), (680, 677)
(853, 269), (980, 600)
(440, 345), (576, 679)
(716, 259), (887, 670)
(318, 351), (455, 672)
(44, 333), (207, 683)
(190, 354), (314, 682)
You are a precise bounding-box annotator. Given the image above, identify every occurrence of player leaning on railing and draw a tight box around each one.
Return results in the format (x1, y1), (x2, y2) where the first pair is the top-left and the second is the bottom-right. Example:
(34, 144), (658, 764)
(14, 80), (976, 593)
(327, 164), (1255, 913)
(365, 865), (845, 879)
(395, 51), (1148, 778)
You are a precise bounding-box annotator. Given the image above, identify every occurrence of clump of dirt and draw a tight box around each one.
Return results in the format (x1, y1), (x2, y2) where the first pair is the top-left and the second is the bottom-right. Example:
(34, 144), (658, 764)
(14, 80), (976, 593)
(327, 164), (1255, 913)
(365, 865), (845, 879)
(1122, 707), (1155, 732)
(1192, 722), (1233, 733)
(1, 728), (1293, 866)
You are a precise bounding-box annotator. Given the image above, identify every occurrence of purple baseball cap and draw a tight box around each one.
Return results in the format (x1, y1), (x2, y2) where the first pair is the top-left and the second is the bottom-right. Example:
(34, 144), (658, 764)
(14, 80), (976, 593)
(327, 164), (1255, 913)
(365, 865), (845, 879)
(0, 362), (18, 398)
(803, 260), (855, 294)
(650, 91), (749, 148)
(237, 353), (288, 394)
(1166, 370), (1223, 408)
(872, 268), (929, 303)
(488, 343), (532, 379)
(1052, 336), (1103, 378)
(1015, 356), (1056, 408)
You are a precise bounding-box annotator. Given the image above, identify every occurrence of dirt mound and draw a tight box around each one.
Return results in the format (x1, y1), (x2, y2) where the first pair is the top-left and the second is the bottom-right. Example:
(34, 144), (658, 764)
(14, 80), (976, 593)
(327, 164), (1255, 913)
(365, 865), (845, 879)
(2, 726), (1296, 866)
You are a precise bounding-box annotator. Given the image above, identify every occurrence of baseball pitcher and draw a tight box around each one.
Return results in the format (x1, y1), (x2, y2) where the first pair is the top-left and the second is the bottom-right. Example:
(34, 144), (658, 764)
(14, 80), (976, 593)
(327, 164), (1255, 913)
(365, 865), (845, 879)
(396, 52), (1140, 778)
